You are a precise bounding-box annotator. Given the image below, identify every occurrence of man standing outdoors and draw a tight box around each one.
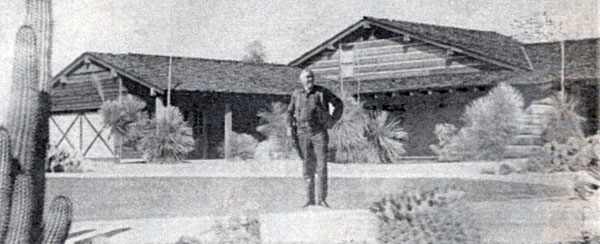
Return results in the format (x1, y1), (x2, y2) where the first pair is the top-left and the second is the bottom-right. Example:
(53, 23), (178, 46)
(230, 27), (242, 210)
(287, 68), (343, 208)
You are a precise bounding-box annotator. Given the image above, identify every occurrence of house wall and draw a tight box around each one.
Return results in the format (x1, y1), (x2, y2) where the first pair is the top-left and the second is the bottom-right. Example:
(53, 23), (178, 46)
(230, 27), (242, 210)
(361, 84), (553, 156)
(307, 36), (498, 82)
(50, 62), (157, 159)
(172, 92), (288, 159)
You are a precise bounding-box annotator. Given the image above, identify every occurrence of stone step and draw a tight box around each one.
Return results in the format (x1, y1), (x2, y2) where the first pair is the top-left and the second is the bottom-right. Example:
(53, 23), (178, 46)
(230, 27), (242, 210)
(517, 119), (544, 126)
(260, 209), (378, 244)
(526, 104), (554, 115)
(505, 145), (544, 158)
(531, 96), (557, 106)
(518, 125), (544, 135)
(72, 201), (598, 244)
(511, 135), (544, 146)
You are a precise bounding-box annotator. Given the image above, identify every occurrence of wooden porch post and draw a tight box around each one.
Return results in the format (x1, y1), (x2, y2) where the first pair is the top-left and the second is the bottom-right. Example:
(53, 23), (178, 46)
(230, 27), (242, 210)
(224, 103), (232, 160)
(155, 96), (165, 114)
(202, 109), (208, 159)
(79, 113), (83, 151)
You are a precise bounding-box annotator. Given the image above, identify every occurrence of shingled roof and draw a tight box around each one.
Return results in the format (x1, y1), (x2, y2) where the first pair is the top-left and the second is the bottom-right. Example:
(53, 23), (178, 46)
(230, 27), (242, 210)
(364, 17), (532, 70)
(85, 52), (335, 95)
(333, 38), (599, 94)
(290, 16), (532, 71)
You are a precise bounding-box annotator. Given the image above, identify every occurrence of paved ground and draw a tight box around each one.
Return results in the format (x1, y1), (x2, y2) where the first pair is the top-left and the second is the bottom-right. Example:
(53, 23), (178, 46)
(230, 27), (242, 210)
(48, 159), (599, 243)
(53, 158), (586, 187)
(65, 199), (599, 244)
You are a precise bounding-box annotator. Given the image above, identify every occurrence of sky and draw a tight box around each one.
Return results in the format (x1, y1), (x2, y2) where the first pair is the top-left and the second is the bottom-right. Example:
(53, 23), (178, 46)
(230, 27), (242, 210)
(0, 0), (598, 124)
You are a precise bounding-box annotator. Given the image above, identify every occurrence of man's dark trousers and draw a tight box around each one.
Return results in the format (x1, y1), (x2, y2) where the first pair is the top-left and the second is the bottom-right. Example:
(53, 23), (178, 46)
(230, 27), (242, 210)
(298, 129), (328, 203)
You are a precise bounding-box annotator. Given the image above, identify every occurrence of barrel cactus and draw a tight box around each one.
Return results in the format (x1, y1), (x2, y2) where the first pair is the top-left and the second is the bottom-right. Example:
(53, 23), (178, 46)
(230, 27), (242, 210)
(0, 25), (72, 244)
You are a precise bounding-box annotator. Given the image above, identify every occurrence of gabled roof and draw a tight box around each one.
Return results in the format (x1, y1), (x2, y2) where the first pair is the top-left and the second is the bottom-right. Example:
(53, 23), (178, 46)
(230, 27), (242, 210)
(52, 52), (337, 96)
(289, 16), (532, 71)
(51, 52), (165, 94)
(331, 38), (599, 94)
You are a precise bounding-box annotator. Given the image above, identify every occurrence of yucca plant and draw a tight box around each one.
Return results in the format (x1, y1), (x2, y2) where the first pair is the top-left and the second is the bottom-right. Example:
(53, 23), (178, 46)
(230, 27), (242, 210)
(329, 97), (379, 164)
(542, 93), (585, 144)
(137, 106), (195, 164)
(255, 102), (296, 160)
(256, 102), (289, 139)
(365, 111), (407, 164)
(99, 95), (147, 163)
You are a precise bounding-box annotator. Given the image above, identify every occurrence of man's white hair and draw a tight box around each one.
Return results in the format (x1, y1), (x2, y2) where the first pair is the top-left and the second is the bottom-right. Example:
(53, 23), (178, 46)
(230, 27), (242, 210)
(300, 68), (314, 77)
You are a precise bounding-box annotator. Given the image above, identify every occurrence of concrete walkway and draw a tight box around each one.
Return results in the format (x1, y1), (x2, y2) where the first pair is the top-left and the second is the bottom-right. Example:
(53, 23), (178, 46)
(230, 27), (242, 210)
(65, 198), (599, 244)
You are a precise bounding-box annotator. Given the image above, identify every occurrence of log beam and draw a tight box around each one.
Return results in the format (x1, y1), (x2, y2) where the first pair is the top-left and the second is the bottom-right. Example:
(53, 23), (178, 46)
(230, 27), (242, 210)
(203, 109), (208, 159)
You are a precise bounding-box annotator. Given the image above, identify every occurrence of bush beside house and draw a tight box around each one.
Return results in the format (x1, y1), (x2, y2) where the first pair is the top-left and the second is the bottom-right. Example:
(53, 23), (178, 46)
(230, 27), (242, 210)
(329, 97), (407, 164)
(136, 106), (195, 164)
(99, 95), (148, 163)
(254, 102), (298, 161)
(431, 83), (525, 161)
(218, 132), (259, 161)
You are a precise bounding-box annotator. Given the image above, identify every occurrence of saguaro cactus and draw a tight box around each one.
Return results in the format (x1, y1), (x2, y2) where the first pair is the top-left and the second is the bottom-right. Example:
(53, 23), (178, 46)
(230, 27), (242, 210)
(0, 25), (72, 244)
(25, 0), (53, 92)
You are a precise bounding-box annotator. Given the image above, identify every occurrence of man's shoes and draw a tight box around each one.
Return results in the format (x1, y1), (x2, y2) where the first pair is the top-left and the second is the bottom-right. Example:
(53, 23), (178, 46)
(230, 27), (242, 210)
(317, 200), (330, 208)
(302, 201), (316, 208)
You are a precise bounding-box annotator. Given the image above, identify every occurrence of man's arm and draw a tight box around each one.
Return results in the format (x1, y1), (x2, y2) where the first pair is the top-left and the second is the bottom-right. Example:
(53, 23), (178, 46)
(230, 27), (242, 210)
(326, 89), (344, 123)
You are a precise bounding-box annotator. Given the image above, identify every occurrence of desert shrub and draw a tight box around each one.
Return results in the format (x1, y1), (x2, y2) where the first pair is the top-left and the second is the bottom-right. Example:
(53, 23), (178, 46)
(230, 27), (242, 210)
(45, 145), (83, 173)
(527, 135), (600, 174)
(218, 132), (258, 160)
(431, 83), (524, 161)
(263, 97), (407, 164)
(370, 187), (480, 243)
(137, 106), (195, 164)
(211, 215), (261, 244)
(99, 95), (148, 163)
(430, 123), (459, 161)
(254, 137), (300, 161)
(329, 97), (379, 164)
(365, 111), (408, 164)
(542, 94), (585, 144)
(170, 215), (261, 244)
(254, 102), (297, 160)
(256, 102), (288, 139)
(527, 137), (587, 173)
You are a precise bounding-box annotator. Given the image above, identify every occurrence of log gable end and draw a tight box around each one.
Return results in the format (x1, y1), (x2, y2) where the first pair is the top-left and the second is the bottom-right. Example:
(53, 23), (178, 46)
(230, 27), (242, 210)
(50, 56), (155, 113)
(307, 36), (503, 82)
(291, 17), (532, 84)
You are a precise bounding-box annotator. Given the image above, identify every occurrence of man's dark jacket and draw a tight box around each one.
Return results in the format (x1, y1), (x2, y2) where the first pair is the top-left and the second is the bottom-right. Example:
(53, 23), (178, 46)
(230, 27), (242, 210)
(287, 85), (344, 132)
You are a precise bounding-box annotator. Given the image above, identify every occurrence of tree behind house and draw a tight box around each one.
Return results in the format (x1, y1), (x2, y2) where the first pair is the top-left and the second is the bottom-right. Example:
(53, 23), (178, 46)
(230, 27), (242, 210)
(242, 40), (266, 63)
